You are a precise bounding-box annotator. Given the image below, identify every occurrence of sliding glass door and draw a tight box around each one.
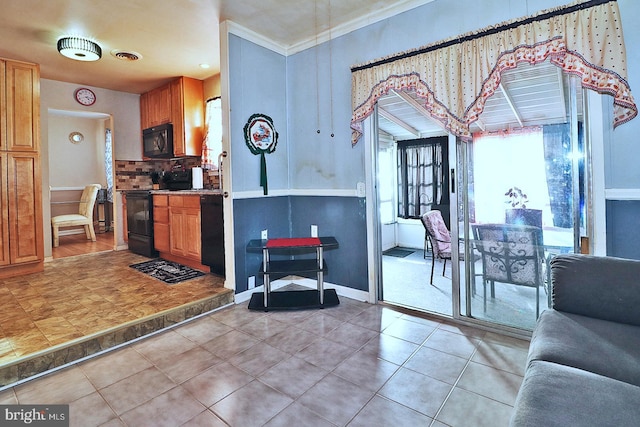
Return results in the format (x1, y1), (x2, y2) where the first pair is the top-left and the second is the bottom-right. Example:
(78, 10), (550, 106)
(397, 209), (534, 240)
(457, 67), (587, 330)
(372, 60), (594, 332)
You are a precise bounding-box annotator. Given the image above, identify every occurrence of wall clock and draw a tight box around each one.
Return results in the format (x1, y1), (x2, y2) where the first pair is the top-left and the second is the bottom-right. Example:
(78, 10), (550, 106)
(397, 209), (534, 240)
(74, 87), (96, 106)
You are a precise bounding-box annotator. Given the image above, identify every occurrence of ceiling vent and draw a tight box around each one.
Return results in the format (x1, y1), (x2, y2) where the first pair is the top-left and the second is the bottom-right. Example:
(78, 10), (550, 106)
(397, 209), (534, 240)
(111, 50), (142, 61)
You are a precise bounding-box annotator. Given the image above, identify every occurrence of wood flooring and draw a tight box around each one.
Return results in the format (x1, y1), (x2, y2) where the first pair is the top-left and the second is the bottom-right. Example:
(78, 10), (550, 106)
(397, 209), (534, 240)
(51, 230), (115, 259)
(1, 235), (231, 382)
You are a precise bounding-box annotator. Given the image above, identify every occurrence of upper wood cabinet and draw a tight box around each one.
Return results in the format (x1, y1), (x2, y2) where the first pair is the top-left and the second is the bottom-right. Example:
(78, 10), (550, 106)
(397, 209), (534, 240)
(171, 77), (204, 157)
(140, 84), (171, 129)
(140, 76), (204, 158)
(1, 60), (39, 152)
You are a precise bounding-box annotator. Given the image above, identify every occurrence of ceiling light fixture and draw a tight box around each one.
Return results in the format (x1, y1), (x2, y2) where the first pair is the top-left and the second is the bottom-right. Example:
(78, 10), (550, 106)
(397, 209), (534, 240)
(57, 36), (102, 61)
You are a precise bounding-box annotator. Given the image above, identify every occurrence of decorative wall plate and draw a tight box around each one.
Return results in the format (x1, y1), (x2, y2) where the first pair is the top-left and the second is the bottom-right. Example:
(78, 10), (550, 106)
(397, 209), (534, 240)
(244, 113), (278, 195)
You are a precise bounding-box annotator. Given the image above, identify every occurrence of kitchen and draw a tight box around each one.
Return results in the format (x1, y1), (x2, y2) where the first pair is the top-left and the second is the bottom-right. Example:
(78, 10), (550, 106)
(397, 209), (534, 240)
(0, 66), (230, 385)
(45, 75), (225, 276)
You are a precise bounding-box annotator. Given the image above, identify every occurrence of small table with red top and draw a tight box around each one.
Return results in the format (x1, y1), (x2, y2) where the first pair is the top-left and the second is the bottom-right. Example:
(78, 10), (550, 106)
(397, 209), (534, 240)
(246, 236), (339, 311)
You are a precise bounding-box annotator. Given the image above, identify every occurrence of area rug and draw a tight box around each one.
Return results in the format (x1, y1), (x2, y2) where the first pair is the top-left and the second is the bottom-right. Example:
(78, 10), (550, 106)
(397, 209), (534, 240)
(383, 247), (415, 258)
(130, 259), (205, 284)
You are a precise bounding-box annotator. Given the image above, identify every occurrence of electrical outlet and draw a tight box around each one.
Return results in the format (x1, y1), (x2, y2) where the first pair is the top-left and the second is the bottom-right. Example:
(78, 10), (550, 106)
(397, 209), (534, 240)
(311, 224), (318, 237)
(261, 229), (268, 240)
(248, 276), (256, 289)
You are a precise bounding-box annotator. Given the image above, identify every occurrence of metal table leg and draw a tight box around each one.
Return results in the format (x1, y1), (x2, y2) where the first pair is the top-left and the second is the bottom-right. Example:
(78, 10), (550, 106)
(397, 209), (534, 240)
(317, 246), (324, 304)
(263, 248), (270, 308)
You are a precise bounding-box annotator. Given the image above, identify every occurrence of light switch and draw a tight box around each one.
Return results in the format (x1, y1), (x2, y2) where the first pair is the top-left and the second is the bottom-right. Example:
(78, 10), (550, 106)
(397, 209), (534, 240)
(311, 224), (318, 237)
(261, 229), (268, 240)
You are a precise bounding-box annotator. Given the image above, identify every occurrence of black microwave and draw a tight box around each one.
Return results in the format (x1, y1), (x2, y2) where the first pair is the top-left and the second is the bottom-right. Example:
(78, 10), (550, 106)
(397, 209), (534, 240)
(143, 123), (173, 158)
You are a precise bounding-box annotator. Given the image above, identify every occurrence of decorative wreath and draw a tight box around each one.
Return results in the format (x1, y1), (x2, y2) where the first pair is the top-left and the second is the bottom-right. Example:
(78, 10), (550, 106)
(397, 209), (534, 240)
(244, 113), (278, 195)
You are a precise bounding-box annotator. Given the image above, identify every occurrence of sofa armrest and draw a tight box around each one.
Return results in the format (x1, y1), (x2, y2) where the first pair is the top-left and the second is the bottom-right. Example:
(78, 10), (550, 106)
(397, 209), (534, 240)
(551, 254), (640, 326)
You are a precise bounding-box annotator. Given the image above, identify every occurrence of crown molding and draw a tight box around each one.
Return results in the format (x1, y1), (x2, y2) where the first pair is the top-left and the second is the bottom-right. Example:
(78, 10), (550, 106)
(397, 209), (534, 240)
(223, 0), (436, 56)
(224, 20), (288, 56)
(287, 0), (436, 54)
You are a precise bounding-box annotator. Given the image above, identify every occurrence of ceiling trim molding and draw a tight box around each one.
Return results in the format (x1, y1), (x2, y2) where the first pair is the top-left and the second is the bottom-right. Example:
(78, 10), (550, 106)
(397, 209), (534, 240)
(225, 1), (437, 57)
(224, 20), (288, 56)
(287, 0), (436, 55)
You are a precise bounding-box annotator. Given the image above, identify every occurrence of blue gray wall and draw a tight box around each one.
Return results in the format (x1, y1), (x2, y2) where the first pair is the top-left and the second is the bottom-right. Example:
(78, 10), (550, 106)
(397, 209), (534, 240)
(228, 0), (640, 295)
(606, 200), (640, 259)
(228, 34), (288, 193)
(233, 196), (368, 293)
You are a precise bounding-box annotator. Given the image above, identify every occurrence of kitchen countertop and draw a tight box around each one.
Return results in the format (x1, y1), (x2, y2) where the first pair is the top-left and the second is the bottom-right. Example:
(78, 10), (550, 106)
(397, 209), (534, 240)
(151, 189), (223, 195)
(119, 189), (222, 195)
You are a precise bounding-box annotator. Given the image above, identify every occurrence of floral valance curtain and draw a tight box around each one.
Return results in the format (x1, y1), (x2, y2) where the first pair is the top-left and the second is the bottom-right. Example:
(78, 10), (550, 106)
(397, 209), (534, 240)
(350, 0), (637, 145)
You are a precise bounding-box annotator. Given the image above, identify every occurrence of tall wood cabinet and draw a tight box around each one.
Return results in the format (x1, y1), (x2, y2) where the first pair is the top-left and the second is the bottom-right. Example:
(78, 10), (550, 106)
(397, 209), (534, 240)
(140, 76), (204, 158)
(0, 58), (43, 277)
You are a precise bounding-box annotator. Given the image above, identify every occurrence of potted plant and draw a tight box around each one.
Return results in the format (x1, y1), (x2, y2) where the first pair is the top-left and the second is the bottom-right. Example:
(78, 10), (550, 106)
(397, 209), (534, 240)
(504, 186), (542, 228)
(505, 186), (528, 208)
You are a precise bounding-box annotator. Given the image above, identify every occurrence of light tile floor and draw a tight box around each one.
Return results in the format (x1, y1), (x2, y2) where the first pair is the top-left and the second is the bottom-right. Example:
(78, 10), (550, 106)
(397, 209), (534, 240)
(0, 292), (530, 427)
(383, 248), (545, 330)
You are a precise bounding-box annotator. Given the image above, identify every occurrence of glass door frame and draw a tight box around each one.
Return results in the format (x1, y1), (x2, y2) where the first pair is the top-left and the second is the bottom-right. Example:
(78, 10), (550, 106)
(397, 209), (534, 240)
(365, 86), (609, 335)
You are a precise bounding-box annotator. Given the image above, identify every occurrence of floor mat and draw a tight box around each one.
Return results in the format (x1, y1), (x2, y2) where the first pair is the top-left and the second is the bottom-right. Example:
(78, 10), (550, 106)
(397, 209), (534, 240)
(130, 258), (205, 284)
(383, 247), (415, 258)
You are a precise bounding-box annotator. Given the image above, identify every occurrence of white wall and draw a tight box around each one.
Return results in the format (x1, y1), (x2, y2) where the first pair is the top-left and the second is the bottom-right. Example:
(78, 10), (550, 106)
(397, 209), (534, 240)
(41, 79), (141, 161)
(48, 115), (106, 188)
(40, 79), (141, 257)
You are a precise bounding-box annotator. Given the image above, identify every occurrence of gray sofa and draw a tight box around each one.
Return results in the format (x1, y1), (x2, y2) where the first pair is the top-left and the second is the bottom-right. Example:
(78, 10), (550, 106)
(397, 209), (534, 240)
(510, 254), (640, 426)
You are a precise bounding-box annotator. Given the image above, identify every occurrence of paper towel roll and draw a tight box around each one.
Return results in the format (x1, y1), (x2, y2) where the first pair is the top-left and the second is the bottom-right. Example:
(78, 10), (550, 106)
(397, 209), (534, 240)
(192, 167), (204, 189)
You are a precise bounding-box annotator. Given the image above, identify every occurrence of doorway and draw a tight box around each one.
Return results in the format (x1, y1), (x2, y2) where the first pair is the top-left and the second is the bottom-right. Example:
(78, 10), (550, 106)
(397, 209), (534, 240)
(374, 61), (592, 331)
(48, 109), (115, 258)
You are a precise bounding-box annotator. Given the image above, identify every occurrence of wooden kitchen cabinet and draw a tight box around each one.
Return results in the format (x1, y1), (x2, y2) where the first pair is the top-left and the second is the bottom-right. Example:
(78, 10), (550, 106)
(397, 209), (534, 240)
(170, 77), (204, 157)
(169, 195), (201, 260)
(140, 76), (203, 157)
(152, 195), (170, 253)
(153, 193), (207, 271)
(140, 84), (171, 129)
(2, 60), (39, 152)
(0, 58), (43, 278)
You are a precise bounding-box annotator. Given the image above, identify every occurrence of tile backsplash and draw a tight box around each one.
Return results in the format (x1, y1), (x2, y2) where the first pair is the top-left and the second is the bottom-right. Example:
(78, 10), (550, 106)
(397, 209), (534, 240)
(115, 158), (219, 191)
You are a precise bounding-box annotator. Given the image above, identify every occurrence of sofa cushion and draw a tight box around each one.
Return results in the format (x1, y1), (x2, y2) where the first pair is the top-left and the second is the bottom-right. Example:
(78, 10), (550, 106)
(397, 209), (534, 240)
(510, 360), (640, 427)
(528, 309), (640, 387)
(551, 254), (640, 326)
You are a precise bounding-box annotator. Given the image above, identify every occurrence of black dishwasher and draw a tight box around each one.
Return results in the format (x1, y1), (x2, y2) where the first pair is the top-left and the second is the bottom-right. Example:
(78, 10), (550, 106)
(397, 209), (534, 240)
(201, 194), (225, 277)
(126, 190), (158, 258)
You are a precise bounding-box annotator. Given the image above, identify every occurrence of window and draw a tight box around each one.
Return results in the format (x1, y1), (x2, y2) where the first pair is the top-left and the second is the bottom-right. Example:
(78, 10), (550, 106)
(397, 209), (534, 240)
(397, 137), (448, 219)
(378, 136), (396, 224)
(202, 97), (222, 169)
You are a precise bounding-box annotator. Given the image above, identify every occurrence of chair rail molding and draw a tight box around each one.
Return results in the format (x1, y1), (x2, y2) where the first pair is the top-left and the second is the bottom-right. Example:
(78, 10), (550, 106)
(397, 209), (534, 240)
(605, 188), (640, 200)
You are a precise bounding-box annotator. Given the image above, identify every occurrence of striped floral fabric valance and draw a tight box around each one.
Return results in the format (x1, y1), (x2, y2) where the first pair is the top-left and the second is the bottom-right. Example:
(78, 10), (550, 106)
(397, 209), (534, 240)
(350, 0), (637, 145)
